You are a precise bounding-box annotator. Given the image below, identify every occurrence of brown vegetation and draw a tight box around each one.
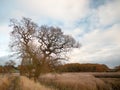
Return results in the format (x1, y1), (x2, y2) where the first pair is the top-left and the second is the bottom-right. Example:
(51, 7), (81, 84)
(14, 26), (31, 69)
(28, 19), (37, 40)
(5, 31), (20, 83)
(114, 65), (120, 72)
(0, 76), (11, 90)
(0, 60), (17, 75)
(93, 72), (120, 78)
(101, 78), (120, 90)
(56, 63), (109, 72)
(0, 72), (120, 90)
(0, 75), (52, 90)
(39, 73), (120, 90)
(20, 76), (52, 90)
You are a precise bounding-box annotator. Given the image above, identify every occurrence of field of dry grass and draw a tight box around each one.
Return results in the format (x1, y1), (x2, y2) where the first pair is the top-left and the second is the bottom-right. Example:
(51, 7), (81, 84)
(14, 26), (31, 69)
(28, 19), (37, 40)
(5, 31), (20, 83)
(0, 72), (120, 90)
(39, 72), (120, 90)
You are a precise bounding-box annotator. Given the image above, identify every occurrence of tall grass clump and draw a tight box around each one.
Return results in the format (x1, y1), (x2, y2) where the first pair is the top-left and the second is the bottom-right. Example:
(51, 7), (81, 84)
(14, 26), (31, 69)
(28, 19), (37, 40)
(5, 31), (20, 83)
(101, 78), (120, 90)
(20, 76), (52, 90)
(0, 76), (10, 90)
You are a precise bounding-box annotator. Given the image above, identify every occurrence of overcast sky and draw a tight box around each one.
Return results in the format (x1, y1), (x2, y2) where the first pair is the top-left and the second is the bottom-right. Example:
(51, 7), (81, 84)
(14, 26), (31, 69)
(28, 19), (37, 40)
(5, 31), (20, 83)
(0, 0), (120, 68)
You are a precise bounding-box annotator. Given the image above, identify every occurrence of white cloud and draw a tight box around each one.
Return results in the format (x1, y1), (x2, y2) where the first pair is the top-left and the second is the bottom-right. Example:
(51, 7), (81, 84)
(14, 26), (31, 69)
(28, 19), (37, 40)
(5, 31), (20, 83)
(18, 0), (90, 22)
(97, 0), (120, 26)
(69, 23), (120, 67)
(71, 28), (84, 36)
(0, 25), (11, 41)
(0, 25), (11, 57)
(64, 27), (84, 38)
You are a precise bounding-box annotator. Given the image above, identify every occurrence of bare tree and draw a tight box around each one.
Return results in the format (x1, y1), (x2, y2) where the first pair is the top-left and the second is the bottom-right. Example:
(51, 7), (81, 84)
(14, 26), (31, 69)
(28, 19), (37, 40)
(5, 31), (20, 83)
(5, 60), (16, 66)
(10, 17), (80, 80)
(36, 26), (80, 72)
(4, 60), (16, 74)
(10, 17), (38, 78)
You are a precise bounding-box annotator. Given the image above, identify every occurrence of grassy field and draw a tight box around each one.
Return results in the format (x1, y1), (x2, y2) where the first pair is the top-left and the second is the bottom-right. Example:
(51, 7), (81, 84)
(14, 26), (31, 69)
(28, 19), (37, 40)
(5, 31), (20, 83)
(39, 72), (120, 90)
(0, 72), (120, 90)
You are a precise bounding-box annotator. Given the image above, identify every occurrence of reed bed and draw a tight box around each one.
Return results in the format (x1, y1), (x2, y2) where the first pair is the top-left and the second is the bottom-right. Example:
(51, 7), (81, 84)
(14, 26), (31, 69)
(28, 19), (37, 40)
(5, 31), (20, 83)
(39, 73), (110, 90)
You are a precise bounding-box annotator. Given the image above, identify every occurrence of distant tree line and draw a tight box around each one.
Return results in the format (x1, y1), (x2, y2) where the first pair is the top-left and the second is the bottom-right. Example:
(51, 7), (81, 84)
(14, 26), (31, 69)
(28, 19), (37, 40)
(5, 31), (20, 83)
(56, 63), (110, 72)
(0, 62), (120, 74)
(114, 65), (120, 72)
(0, 60), (17, 74)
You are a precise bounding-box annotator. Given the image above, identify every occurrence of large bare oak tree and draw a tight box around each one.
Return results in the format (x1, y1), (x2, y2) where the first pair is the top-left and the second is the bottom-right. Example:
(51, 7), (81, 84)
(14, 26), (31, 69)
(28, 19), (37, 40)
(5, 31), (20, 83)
(10, 17), (80, 80)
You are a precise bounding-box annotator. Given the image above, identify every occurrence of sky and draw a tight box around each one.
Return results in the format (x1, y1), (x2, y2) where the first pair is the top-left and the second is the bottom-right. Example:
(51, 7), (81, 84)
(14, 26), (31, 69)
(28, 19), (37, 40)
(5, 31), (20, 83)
(0, 0), (120, 68)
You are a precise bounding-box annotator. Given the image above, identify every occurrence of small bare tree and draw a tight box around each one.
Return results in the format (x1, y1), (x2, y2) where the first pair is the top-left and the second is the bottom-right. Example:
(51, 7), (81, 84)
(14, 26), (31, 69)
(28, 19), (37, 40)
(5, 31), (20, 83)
(10, 17), (38, 78)
(4, 60), (16, 74)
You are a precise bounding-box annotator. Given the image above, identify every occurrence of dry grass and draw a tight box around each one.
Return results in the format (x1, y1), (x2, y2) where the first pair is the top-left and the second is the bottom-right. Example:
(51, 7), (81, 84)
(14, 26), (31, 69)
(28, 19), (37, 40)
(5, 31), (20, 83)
(101, 78), (120, 90)
(0, 76), (10, 90)
(92, 72), (120, 78)
(39, 73), (106, 90)
(20, 76), (53, 90)
(0, 75), (53, 90)
(1, 73), (119, 90)
(39, 73), (120, 90)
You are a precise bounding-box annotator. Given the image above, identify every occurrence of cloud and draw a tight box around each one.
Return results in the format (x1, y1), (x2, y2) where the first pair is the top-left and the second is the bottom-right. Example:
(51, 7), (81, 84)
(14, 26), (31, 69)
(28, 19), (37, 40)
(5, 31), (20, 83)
(0, 25), (11, 57)
(18, 0), (90, 22)
(96, 0), (120, 26)
(0, 56), (10, 65)
(77, 0), (120, 31)
(64, 27), (84, 39)
(69, 23), (120, 68)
